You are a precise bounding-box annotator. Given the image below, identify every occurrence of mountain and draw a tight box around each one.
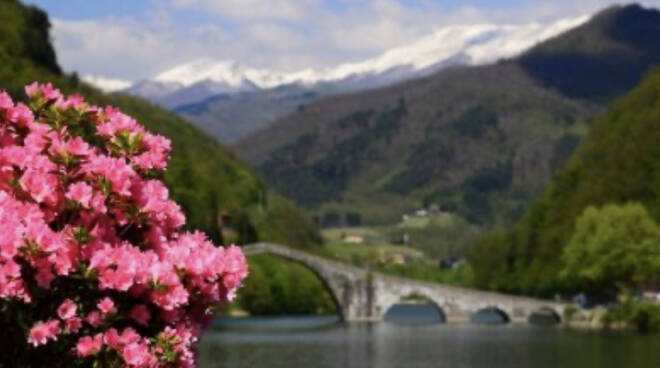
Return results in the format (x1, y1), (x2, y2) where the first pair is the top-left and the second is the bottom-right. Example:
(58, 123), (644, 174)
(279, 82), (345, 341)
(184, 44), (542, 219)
(121, 15), (589, 143)
(136, 16), (590, 94)
(233, 4), (660, 230)
(0, 0), (320, 248)
(124, 80), (184, 104)
(174, 84), (322, 144)
(469, 65), (660, 296)
(126, 59), (262, 108)
(518, 4), (660, 103)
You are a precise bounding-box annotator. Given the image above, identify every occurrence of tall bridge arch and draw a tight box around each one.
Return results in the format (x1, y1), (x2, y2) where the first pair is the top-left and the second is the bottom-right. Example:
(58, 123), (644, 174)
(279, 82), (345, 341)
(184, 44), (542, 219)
(243, 243), (568, 322)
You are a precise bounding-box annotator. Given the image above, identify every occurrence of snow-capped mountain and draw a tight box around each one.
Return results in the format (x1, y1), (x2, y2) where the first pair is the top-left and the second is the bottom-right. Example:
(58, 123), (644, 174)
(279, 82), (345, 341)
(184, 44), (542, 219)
(82, 75), (132, 93)
(122, 14), (589, 106)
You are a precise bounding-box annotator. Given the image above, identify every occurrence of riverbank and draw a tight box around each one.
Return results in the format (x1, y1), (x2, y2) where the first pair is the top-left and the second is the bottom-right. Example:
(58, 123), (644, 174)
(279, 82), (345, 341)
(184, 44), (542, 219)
(564, 308), (612, 330)
(564, 301), (660, 332)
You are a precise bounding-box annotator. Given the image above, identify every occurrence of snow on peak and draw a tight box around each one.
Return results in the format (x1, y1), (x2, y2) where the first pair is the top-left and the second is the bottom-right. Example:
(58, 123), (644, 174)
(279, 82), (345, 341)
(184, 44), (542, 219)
(83, 75), (132, 92)
(306, 14), (590, 82)
(148, 14), (589, 91)
(111, 13), (589, 99)
(154, 58), (277, 88)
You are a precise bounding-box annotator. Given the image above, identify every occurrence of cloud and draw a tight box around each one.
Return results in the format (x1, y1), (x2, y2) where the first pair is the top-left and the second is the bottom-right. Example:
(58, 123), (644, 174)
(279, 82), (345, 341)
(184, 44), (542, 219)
(245, 23), (307, 50)
(172, 0), (321, 22)
(46, 0), (660, 82)
(51, 17), (232, 80)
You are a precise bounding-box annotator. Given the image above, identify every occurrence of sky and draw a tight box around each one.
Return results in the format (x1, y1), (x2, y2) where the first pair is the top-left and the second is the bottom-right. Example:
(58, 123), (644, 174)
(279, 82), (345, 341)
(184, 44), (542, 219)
(23, 0), (660, 84)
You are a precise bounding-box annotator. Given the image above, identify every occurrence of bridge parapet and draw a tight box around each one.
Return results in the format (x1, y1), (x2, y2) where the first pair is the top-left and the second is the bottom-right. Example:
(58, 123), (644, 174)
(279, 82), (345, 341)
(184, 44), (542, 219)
(243, 243), (569, 322)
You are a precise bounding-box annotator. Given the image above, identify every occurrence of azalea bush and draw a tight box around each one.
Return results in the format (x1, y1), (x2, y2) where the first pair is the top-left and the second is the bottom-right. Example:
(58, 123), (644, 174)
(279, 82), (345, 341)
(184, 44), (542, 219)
(0, 83), (248, 368)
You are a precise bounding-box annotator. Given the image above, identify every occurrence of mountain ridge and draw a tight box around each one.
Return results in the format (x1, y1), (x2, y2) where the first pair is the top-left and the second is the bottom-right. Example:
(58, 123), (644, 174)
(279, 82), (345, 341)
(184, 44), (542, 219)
(116, 14), (590, 144)
(139, 15), (590, 91)
(233, 4), (660, 233)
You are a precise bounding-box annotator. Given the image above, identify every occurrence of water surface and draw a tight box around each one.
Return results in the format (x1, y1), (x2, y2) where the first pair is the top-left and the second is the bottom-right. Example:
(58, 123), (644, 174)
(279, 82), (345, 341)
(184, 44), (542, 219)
(199, 315), (660, 368)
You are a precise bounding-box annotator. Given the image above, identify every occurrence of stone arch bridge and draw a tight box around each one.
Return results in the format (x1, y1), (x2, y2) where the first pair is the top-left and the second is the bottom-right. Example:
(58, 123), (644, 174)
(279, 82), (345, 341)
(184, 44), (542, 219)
(243, 243), (568, 323)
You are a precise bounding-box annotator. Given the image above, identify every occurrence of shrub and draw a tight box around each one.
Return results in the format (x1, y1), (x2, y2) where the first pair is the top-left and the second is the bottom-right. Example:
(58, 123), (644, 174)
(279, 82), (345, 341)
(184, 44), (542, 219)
(562, 305), (579, 323)
(603, 299), (660, 332)
(0, 83), (247, 367)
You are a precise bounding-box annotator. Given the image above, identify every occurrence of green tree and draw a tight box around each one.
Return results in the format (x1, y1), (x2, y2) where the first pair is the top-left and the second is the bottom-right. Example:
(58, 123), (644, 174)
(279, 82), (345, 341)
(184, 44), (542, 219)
(561, 203), (660, 293)
(236, 255), (337, 315)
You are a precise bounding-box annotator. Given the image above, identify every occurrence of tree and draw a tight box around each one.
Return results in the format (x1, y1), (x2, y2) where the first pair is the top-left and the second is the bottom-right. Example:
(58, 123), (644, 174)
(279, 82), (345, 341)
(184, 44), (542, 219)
(561, 203), (660, 293)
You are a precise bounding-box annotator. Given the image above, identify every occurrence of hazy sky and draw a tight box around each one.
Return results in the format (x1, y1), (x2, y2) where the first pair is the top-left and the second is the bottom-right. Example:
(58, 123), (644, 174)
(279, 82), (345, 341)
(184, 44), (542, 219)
(24, 0), (660, 82)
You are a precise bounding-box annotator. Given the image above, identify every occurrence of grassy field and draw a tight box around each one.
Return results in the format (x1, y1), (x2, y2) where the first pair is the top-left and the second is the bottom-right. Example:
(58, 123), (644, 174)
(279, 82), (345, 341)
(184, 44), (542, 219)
(319, 212), (476, 286)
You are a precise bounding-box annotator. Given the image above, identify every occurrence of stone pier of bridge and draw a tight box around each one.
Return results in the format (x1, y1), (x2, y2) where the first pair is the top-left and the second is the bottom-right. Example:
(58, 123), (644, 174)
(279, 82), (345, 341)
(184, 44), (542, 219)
(243, 243), (568, 322)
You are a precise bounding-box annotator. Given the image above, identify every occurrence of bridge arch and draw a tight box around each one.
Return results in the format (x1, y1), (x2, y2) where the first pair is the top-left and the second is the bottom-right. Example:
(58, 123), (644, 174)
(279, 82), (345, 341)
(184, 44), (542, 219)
(382, 294), (447, 324)
(242, 243), (366, 321)
(471, 306), (511, 324)
(528, 307), (562, 325)
(375, 287), (452, 322)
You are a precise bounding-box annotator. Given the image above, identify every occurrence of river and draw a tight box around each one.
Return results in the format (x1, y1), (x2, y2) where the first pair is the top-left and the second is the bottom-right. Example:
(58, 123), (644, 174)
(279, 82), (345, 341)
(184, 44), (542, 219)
(198, 308), (660, 368)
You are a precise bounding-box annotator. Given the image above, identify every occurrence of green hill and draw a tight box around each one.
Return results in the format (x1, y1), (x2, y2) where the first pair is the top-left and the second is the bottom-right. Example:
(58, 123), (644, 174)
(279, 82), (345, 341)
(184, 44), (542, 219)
(469, 66), (660, 295)
(0, 0), (319, 248)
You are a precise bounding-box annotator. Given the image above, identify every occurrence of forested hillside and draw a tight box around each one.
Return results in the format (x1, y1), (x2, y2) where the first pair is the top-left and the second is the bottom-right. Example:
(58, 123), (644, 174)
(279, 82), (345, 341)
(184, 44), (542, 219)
(469, 66), (660, 296)
(238, 63), (594, 228)
(234, 5), (660, 233)
(520, 4), (660, 103)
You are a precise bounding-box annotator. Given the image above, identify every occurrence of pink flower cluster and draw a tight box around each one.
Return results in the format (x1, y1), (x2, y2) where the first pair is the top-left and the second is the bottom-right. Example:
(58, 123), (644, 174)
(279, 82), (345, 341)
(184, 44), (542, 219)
(0, 83), (247, 367)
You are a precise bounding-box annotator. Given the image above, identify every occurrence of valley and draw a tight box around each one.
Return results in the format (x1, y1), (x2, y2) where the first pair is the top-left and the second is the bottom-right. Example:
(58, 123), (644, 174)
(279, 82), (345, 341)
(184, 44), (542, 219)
(13, 0), (660, 326)
(7, 1), (660, 367)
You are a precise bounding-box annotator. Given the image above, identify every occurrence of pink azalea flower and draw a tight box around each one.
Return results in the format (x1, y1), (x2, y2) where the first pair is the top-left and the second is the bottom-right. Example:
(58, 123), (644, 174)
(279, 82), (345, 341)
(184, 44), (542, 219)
(57, 299), (77, 320)
(66, 182), (93, 208)
(103, 328), (122, 349)
(19, 169), (59, 205)
(55, 94), (85, 110)
(65, 317), (82, 334)
(97, 297), (116, 315)
(7, 103), (34, 125)
(86, 311), (102, 327)
(66, 136), (91, 156)
(76, 334), (103, 357)
(122, 341), (152, 366)
(90, 193), (107, 214)
(28, 320), (60, 347)
(34, 267), (55, 289)
(0, 91), (13, 110)
(24, 82), (39, 97)
(39, 82), (61, 101)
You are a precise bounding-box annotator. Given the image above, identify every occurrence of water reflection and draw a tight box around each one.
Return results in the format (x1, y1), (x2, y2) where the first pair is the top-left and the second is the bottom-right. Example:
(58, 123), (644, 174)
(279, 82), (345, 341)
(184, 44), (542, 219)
(198, 318), (660, 368)
(384, 303), (446, 325)
(528, 310), (561, 326)
(212, 315), (341, 330)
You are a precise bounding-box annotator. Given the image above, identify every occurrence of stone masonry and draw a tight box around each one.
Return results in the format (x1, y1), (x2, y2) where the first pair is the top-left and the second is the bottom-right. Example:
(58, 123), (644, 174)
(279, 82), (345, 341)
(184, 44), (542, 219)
(243, 243), (568, 322)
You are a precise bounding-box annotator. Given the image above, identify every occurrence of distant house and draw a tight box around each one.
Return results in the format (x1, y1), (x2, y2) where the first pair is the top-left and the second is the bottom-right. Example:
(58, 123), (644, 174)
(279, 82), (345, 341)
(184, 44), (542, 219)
(388, 252), (406, 265)
(344, 235), (364, 244)
(642, 292), (660, 303)
(415, 209), (428, 217)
